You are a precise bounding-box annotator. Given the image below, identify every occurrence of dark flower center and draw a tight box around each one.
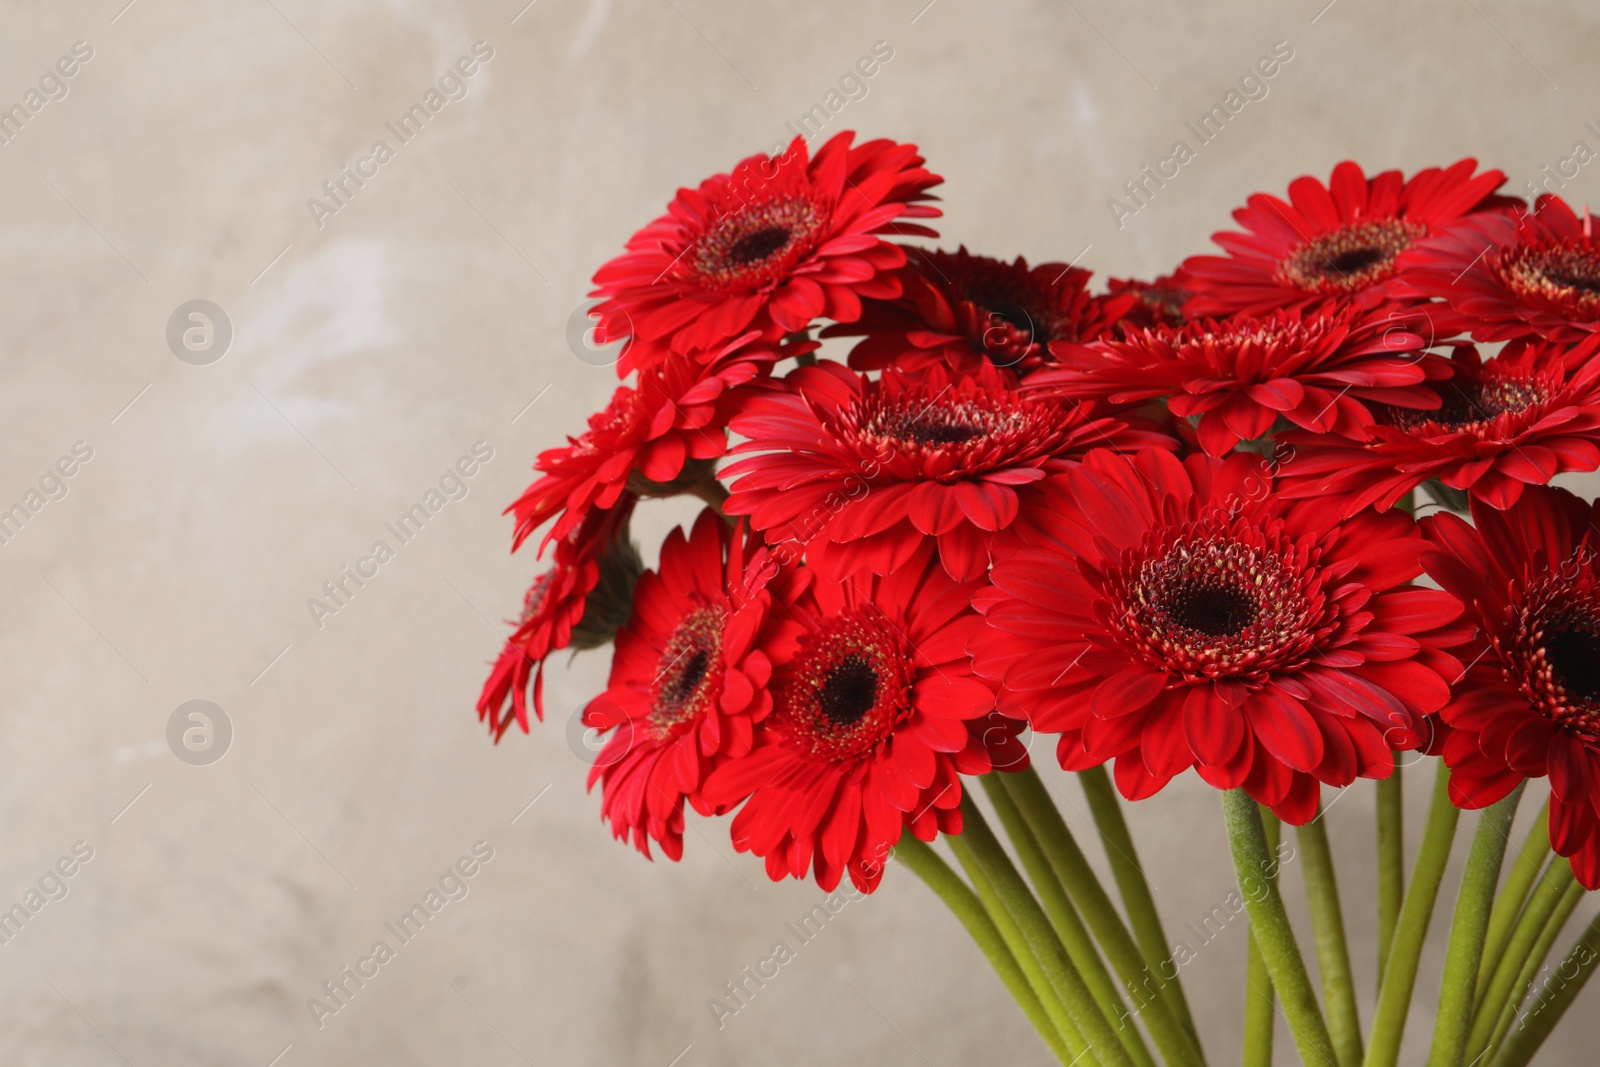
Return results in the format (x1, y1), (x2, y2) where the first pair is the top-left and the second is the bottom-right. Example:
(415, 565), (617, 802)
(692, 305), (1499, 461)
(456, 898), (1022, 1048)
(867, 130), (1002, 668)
(1129, 285), (1191, 329)
(1277, 219), (1426, 294)
(662, 647), (711, 705)
(728, 226), (792, 266)
(1324, 247), (1387, 274)
(818, 654), (880, 727)
(778, 611), (912, 760)
(908, 420), (987, 446)
(649, 605), (726, 735)
(1495, 240), (1600, 321)
(1167, 580), (1258, 637)
(1382, 374), (1550, 435)
(982, 300), (1036, 333)
(865, 397), (1023, 452)
(691, 196), (822, 291)
(1502, 572), (1600, 742)
(1111, 520), (1329, 682)
(1547, 626), (1600, 703)
(1546, 268), (1600, 295)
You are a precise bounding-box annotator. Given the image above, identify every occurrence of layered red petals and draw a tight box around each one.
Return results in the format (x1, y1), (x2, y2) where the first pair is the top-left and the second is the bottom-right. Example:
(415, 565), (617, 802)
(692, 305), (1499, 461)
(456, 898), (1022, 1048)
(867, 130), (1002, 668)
(825, 246), (1134, 376)
(584, 511), (804, 859)
(1423, 486), (1600, 888)
(1406, 194), (1600, 344)
(702, 546), (1018, 892)
(1178, 158), (1513, 317)
(972, 448), (1466, 824)
(588, 132), (941, 371)
(1280, 336), (1600, 515)
(724, 360), (1172, 581)
(477, 499), (636, 738)
(1030, 305), (1444, 456)
(509, 345), (782, 556)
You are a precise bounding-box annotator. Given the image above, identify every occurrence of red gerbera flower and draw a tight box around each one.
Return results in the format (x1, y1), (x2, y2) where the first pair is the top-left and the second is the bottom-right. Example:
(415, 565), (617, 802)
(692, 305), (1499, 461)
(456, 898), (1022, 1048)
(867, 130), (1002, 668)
(1032, 305), (1444, 456)
(478, 498), (636, 738)
(508, 342), (776, 555)
(1107, 274), (1192, 333)
(1278, 336), (1600, 513)
(1421, 486), (1600, 888)
(1407, 194), (1600, 343)
(823, 247), (1133, 376)
(583, 511), (806, 860)
(701, 545), (1017, 892)
(587, 132), (942, 372)
(1178, 159), (1512, 317)
(972, 448), (1469, 824)
(722, 360), (1172, 582)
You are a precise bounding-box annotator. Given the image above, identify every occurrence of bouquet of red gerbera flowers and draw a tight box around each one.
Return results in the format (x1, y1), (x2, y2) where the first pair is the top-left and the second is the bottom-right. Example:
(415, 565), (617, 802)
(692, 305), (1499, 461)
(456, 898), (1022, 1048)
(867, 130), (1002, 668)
(477, 136), (1600, 1067)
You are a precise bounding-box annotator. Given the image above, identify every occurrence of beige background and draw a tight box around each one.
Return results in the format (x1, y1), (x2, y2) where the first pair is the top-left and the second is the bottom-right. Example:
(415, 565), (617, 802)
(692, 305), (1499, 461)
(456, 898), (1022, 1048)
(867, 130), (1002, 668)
(2, 0), (1598, 1063)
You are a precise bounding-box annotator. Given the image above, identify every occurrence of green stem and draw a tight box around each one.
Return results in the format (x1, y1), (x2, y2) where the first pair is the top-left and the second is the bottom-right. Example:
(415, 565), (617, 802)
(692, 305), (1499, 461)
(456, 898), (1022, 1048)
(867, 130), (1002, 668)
(1467, 856), (1576, 1064)
(1221, 789), (1338, 1067)
(1482, 874), (1585, 1062)
(1476, 801), (1552, 1006)
(1080, 765), (1202, 1045)
(1376, 761), (1404, 981)
(956, 795), (1136, 1067)
(1427, 783), (1526, 1067)
(1379, 489), (1414, 980)
(948, 833), (1096, 1067)
(897, 836), (1073, 1063)
(1365, 765), (1462, 1067)
(1243, 807), (1281, 1067)
(1003, 769), (1208, 1067)
(1488, 906), (1600, 1067)
(984, 777), (1157, 1067)
(1298, 813), (1364, 1067)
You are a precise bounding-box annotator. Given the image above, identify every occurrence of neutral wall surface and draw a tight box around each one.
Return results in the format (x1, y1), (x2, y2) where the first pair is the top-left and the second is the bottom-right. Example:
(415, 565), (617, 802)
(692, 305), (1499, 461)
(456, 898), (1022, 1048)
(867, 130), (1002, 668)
(3, 1), (1598, 1064)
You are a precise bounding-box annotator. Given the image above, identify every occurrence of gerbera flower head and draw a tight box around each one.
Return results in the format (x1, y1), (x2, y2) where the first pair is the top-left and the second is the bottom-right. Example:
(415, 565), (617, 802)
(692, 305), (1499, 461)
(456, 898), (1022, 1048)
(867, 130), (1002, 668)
(1407, 194), (1600, 343)
(478, 498), (637, 738)
(1107, 274), (1192, 334)
(701, 545), (1013, 892)
(1178, 159), (1513, 317)
(1422, 486), (1600, 888)
(583, 511), (807, 860)
(723, 359), (1173, 581)
(972, 448), (1470, 824)
(508, 340), (779, 555)
(825, 247), (1134, 376)
(587, 132), (942, 373)
(1278, 335), (1600, 513)
(1032, 304), (1444, 456)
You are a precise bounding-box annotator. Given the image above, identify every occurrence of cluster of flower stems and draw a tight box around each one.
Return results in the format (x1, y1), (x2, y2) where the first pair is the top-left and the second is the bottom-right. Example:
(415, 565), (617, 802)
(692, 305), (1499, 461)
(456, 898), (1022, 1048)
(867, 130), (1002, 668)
(898, 764), (1595, 1067)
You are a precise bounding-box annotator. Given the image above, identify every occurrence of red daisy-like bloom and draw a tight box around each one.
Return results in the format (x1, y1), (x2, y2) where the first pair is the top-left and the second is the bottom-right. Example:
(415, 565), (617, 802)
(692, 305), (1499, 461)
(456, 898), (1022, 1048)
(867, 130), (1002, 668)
(587, 132), (942, 372)
(1032, 305), (1444, 457)
(701, 545), (1019, 892)
(722, 360), (1173, 582)
(508, 341), (777, 555)
(1278, 336), (1600, 513)
(1407, 194), (1600, 343)
(972, 448), (1470, 824)
(1422, 487), (1600, 888)
(1178, 159), (1512, 317)
(478, 498), (636, 738)
(823, 247), (1134, 376)
(1107, 274), (1191, 334)
(583, 511), (806, 860)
